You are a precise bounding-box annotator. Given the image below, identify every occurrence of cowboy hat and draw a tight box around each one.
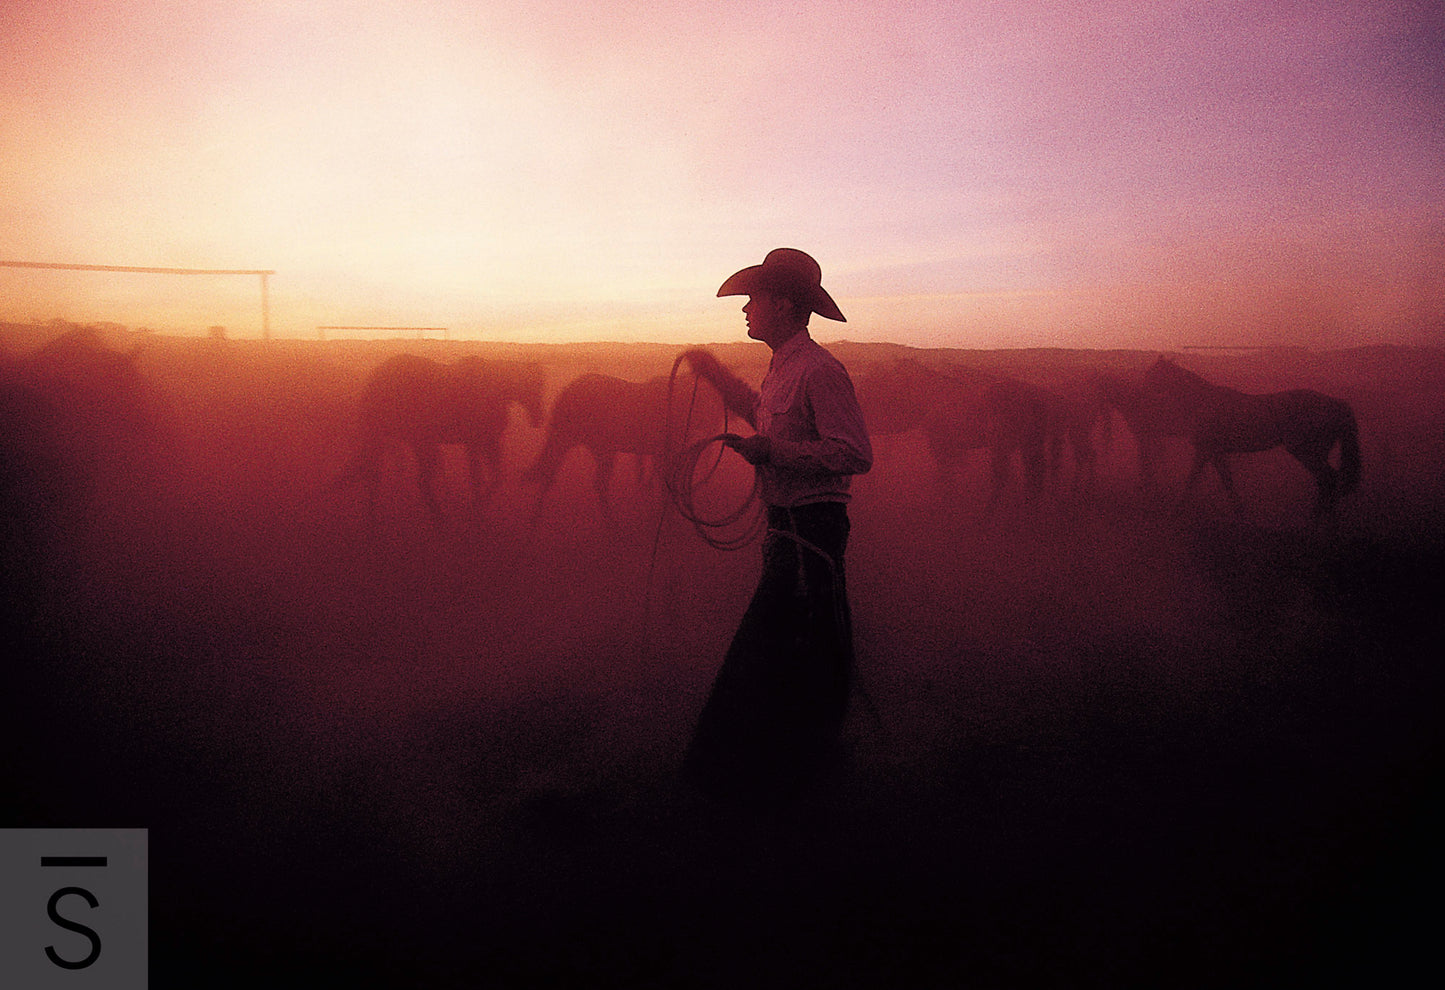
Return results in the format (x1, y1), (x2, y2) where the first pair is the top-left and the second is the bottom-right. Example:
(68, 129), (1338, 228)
(717, 248), (846, 322)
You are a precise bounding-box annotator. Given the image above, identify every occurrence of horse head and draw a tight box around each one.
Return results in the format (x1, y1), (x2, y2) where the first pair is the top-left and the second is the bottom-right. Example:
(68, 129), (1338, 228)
(1142, 354), (1200, 393)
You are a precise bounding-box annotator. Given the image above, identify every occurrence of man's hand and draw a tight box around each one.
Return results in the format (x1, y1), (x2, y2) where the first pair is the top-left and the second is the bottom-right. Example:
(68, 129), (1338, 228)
(681, 348), (728, 385)
(680, 348), (758, 428)
(724, 433), (771, 466)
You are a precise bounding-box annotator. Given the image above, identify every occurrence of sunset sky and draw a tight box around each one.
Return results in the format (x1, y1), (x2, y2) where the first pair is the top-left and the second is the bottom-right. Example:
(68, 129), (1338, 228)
(2, 0), (1442, 348)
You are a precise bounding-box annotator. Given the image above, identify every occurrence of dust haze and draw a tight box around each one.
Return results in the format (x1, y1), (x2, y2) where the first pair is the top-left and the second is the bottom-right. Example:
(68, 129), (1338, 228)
(4, 322), (1443, 987)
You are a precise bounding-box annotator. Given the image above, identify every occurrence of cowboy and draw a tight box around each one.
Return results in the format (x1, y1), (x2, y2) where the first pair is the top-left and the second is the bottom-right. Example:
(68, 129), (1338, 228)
(681, 248), (873, 805)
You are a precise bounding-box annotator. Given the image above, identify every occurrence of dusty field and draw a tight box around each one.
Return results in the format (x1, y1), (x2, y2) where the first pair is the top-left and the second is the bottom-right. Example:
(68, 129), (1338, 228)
(4, 327), (1443, 987)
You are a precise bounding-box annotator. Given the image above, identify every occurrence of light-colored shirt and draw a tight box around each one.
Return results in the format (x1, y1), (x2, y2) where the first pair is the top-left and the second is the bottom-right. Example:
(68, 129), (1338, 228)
(752, 331), (873, 507)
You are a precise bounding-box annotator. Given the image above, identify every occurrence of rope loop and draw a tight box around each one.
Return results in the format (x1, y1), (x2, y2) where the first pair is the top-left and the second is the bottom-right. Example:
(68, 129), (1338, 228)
(664, 433), (766, 551)
(659, 351), (766, 552)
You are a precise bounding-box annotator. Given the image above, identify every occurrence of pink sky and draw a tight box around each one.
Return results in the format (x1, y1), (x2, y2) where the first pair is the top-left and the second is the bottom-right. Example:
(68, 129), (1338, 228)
(2, 0), (1442, 347)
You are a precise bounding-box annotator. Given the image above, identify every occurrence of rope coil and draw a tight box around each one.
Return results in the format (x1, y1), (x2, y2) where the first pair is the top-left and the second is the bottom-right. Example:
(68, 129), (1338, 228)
(659, 351), (766, 552)
(663, 433), (765, 551)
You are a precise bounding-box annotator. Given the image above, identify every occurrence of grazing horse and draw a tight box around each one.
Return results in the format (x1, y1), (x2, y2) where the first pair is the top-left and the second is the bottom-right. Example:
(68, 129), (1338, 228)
(523, 372), (718, 522)
(1138, 356), (1360, 518)
(853, 358), (1064, 511)
(1033, 380), (1110, 497)
(341, 353), (545, 525)
(1094, 370), (1175, 491)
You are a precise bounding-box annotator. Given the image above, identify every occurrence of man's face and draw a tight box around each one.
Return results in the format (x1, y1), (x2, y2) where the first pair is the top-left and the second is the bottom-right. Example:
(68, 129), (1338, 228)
(742, 292), (796, 348)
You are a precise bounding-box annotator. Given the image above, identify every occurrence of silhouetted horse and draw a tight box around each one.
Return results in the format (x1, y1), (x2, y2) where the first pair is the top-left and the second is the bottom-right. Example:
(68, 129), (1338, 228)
(1094, 370), (1176, 492)
(1137, 356), (1360, 518)
(1, 360), (68, 553)
(854, 358), (1066, 511)
(28, 326), (167, 448)
(1035, 379), (1111, 496)
(7, 327), (167, 487)
(852, 358), (961, 437)
(523, 372), (701, 523)
(3, 327), (169, 563)
(341, 353), (545, 525)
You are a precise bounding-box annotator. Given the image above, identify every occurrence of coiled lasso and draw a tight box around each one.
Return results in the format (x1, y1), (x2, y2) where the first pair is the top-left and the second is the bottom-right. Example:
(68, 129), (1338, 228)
(640, 352), (762, 644)
(656, 351), (766, 552)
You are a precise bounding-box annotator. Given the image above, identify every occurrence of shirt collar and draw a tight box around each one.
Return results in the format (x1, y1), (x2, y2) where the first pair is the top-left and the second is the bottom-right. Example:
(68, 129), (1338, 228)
(768, 328), (812, 372)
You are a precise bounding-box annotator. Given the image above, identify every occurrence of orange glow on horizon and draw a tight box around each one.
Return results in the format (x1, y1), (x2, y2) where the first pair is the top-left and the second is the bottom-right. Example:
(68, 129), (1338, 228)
(2, 2), (1442, 348)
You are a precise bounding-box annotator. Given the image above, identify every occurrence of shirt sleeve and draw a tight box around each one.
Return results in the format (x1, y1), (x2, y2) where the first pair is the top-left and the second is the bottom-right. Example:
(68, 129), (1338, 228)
(768, 361), (873, 477)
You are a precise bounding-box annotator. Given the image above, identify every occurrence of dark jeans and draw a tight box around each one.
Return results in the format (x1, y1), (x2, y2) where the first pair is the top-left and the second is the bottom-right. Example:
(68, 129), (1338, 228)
(684, 501), (855, 805)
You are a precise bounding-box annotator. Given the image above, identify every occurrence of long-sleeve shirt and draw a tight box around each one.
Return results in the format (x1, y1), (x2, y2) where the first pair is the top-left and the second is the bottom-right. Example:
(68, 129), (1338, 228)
(750, 331), (873, 507)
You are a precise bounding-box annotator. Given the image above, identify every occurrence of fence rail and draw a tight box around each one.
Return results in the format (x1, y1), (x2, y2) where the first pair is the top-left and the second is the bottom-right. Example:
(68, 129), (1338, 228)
(1, 260), (274, 338)
(316, 326), (448, 340)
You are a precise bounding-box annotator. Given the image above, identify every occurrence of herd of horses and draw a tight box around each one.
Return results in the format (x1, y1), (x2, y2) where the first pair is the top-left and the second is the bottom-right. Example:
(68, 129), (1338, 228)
(334, 348), (1362, 528)
(0, 329), (1364, 540)
(336, 356), (724, 527)
(854, 358), (1107, 512)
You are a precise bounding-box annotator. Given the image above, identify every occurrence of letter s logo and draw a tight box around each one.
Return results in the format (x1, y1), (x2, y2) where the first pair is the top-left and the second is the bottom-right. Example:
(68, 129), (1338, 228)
(45, 886), (102, 970)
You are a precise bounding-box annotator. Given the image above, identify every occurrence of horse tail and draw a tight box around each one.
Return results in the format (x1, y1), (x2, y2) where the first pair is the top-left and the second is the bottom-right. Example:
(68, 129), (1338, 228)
(1338, 404), (1361, 494)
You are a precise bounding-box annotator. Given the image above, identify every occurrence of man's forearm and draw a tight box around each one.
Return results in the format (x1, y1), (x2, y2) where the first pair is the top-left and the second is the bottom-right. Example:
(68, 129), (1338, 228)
(682, 349), (759, 427)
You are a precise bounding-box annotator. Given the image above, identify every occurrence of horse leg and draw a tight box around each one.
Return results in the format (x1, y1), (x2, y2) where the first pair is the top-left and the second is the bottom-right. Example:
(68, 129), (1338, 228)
(1046, 434), (1064, 495)
(637, 453), (664, 509)
(1094, 409), (1113, 482)
(922, 432), (948, 499)
(345, 440), (382, 530)
(1137, 436), (1160, 494)
(364, 449), (382, 530)
(526, 473), (554, 532)
(1211, 454), (1246, 515)
(413, 441), (445, 524)
(594, 449), (618, 520)
(464, 443), (483, 508)
(522, 434), (572, 531)
(1022, 443), (1046, 502)
(985, 446), (1011, 515)
(1311, 465), (1339, 520)
(1291, 446), (1338, 519)
(1073, 432), (1096, 496)
(465, 438), (500, 512)
(1179, 448), (1210, 510)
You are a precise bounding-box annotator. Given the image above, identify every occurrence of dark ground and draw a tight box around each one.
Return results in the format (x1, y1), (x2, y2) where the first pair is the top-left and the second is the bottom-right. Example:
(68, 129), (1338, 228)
(4, 328), (1443, 987)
